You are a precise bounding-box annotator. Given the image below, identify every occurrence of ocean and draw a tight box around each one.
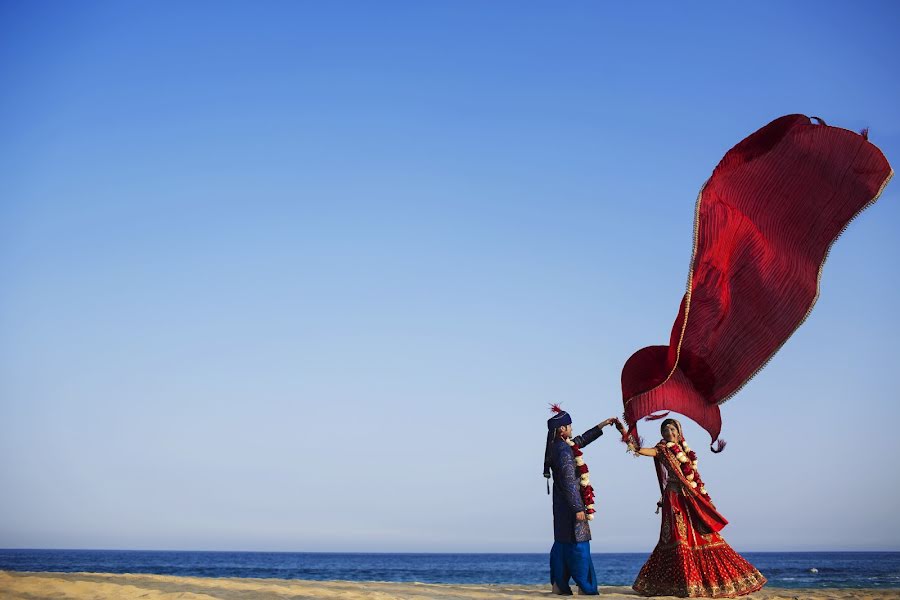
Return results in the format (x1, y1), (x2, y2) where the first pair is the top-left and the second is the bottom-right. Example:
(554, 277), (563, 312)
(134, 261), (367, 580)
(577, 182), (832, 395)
(1, 550), (898, 589)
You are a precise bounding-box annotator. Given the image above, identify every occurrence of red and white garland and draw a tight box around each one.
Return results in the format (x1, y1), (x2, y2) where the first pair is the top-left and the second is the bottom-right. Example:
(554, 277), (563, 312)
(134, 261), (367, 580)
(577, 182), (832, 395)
(564, 437), (596, 520)
(666, 439), (711, 500)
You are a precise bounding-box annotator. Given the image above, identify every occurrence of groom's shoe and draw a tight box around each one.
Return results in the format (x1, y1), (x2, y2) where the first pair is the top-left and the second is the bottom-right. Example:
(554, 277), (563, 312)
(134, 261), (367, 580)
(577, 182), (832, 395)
(551, 582), (573, 595)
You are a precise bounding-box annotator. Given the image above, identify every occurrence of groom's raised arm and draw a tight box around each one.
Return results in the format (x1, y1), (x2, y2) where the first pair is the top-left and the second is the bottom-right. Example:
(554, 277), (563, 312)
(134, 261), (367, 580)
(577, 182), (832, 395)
(573, 418), (616, 448)
(572, 425), (603, 448)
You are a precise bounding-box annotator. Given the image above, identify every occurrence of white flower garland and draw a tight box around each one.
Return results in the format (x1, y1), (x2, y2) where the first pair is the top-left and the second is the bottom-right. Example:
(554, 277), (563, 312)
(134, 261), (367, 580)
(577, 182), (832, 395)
(666, 439), (708, 497)
(564, 437), (595, 520)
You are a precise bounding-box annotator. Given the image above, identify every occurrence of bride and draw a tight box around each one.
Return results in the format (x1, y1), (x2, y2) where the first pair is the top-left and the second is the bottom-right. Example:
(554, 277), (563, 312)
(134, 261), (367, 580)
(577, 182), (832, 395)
(619, 418), (766, 597)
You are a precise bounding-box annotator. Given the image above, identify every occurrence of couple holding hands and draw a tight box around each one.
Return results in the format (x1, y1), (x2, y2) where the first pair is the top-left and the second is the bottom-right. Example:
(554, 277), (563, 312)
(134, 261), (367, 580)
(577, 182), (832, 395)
(543, 406), (765, 597)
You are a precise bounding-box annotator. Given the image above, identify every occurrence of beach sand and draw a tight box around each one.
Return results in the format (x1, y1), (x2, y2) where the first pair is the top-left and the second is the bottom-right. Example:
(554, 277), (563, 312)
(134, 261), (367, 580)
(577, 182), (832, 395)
(1, 571), (899, 600)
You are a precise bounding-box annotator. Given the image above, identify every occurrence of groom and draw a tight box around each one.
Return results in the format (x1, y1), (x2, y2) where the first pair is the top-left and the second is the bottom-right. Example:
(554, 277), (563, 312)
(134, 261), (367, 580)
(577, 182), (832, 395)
(543, 406), (617, 595)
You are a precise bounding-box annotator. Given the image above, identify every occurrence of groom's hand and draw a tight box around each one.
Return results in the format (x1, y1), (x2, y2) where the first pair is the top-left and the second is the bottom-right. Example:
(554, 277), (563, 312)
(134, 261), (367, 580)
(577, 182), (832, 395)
(575, 511), (586, 521)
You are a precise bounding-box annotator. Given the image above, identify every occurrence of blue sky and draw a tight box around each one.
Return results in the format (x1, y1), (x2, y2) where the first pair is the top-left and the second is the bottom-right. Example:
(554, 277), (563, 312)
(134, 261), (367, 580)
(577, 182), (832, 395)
(1, 1), (898, 552)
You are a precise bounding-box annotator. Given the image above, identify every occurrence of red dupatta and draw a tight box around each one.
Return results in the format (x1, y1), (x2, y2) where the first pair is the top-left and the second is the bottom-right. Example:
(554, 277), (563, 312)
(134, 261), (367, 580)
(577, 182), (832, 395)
(622, 115), (893, 445)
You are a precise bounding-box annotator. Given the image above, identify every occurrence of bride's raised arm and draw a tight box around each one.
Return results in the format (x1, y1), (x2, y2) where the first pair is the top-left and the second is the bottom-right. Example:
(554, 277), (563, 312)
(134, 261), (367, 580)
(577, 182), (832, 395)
(613, 419), (657, 457)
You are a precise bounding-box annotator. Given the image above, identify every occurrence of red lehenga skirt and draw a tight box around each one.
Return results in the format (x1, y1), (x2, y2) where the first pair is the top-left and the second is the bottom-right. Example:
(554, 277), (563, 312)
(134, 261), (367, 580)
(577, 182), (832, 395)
(633, 483), (766, 597)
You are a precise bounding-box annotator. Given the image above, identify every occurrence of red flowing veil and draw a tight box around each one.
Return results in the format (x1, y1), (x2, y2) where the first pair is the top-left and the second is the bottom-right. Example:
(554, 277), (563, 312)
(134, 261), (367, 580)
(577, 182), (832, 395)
(621, 115), (892, 445)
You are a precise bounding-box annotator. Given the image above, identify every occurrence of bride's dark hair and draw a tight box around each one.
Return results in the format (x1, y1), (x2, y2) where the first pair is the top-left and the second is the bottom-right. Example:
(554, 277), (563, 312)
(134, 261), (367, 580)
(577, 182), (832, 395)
(660, 418), (682, 439)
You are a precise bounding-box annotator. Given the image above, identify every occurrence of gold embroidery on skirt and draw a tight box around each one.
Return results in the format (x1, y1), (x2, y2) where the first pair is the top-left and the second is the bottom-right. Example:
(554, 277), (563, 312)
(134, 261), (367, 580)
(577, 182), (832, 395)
(633, 546), (767, 597)
(655, 539), (727, 550)
(675, 511), (687, 539)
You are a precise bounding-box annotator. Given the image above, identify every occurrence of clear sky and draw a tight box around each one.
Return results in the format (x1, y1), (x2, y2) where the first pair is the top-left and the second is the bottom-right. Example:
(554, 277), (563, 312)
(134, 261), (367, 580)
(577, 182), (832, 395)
(1, 1), (898, 553)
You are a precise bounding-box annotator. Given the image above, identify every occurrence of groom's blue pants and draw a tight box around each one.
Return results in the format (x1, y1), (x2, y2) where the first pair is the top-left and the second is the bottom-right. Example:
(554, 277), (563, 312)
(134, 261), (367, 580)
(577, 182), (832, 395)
(550, 541), (598, 595)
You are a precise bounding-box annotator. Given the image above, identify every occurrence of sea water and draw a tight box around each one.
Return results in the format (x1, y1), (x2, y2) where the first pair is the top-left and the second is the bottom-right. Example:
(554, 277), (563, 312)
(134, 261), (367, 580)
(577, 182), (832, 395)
(1, 550), (898, 588)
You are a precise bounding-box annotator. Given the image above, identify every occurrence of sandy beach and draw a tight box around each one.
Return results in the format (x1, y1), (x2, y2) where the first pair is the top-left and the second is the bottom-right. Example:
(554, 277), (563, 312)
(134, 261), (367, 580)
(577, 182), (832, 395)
(1, 571), (898, 600)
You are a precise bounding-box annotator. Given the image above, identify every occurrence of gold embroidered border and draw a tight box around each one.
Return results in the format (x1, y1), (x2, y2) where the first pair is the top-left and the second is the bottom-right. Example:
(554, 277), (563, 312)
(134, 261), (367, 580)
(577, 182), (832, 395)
(683, 571), (767, 598)
(675, 512), (688, 539)
(654, 538), (729, 551)
(634, 565), (766, 598)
